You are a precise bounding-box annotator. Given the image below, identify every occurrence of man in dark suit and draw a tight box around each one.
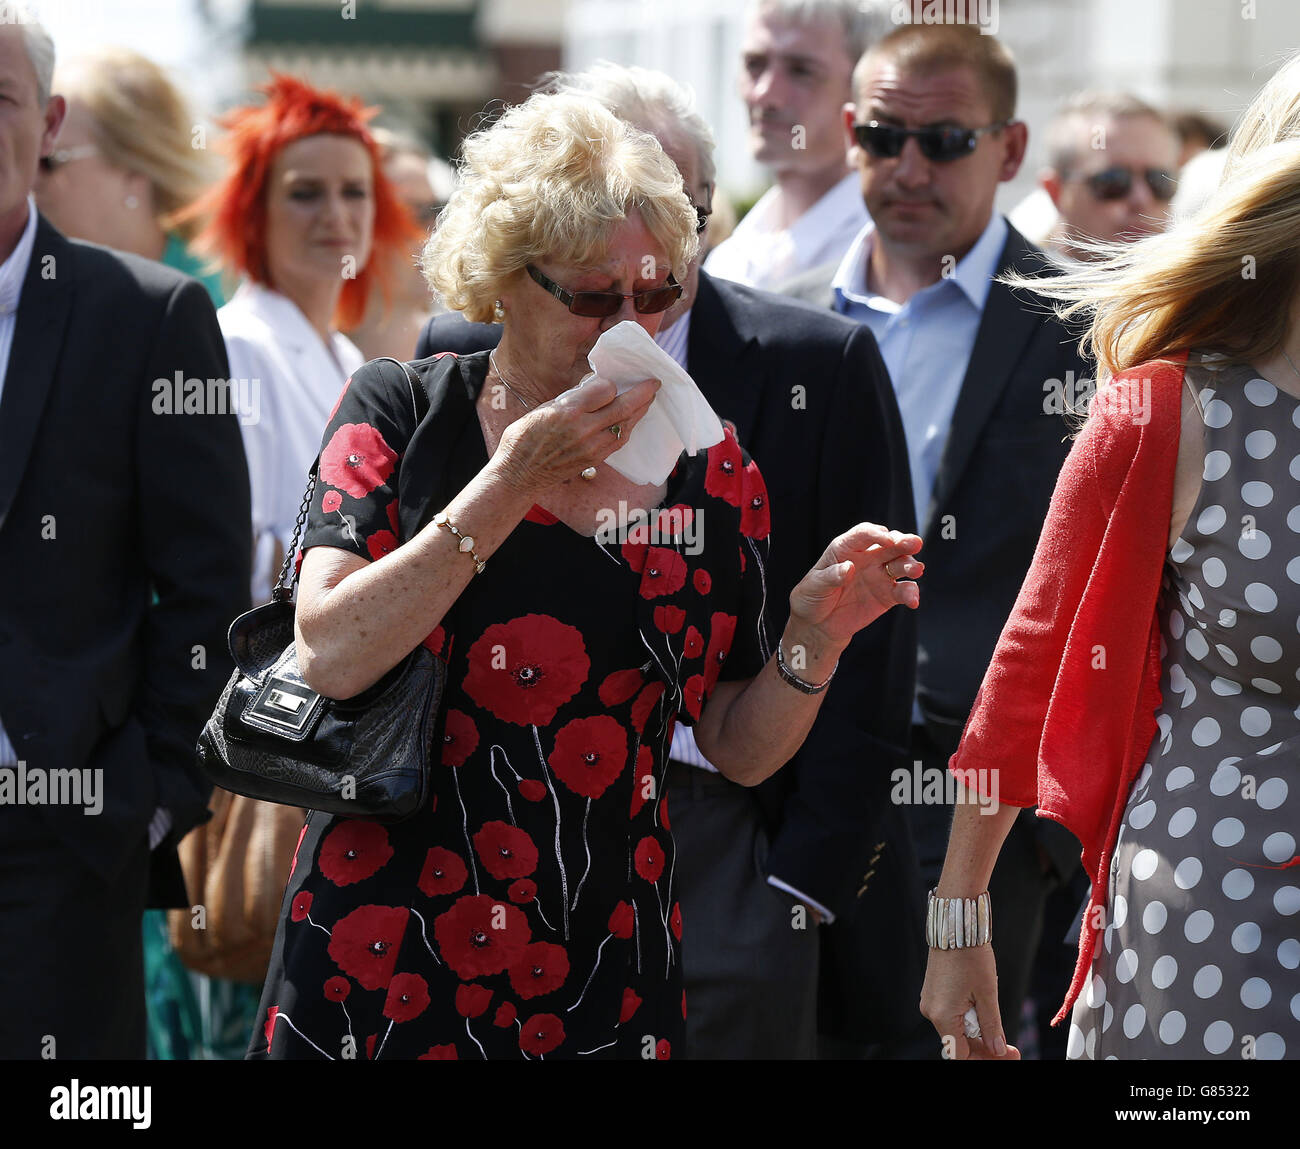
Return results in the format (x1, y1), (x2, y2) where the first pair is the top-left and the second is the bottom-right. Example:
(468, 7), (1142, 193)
(782, 23), (1090, 1051)
(417, 63), (922, 1059)
(0, 16), (251, 1058)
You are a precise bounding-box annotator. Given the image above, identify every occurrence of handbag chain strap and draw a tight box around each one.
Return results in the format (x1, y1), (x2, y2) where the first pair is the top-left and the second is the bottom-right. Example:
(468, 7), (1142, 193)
(270, 357), (424, 603)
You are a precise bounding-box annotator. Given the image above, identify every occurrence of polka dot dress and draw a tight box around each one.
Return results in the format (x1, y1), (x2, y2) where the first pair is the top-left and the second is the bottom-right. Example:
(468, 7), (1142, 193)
(1068, 358), (1300, 1060)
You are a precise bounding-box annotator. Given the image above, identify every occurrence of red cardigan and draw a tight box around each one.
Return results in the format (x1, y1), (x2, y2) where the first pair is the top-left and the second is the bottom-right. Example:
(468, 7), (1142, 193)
(948, 356), (1186, 1025)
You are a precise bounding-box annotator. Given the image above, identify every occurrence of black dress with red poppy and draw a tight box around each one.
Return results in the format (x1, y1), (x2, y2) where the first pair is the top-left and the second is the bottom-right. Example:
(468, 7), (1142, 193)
(249, 352), (771, 1060)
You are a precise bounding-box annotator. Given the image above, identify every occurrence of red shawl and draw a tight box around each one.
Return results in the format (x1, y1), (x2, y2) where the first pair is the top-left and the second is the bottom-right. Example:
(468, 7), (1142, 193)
(948, 356), (1186, 1024)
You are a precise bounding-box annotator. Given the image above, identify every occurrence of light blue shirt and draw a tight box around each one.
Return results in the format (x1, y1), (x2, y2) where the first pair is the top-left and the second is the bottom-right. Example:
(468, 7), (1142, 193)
(830, 212), (1008, 534)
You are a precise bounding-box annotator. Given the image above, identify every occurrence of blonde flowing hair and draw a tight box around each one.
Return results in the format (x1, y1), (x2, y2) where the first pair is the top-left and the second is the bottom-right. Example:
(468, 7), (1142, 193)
(1007, 53), (1300, 384)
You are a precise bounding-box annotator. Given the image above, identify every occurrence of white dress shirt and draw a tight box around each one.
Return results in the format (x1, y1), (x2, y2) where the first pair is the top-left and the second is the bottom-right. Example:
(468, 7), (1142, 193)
(219, 281), (367, 605)
(654, 308), (834, 922)
(704, 171), (868, 291)
(0, 198), (41, 769)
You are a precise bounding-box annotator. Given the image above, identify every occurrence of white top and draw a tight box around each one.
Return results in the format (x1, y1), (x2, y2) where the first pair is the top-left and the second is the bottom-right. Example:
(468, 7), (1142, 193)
(219, 281), (366, 604)
(703, 171), (868, 291)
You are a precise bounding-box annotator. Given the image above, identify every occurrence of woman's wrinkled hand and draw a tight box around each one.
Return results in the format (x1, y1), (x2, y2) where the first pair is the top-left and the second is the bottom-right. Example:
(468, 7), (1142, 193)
(492, 374), (659, 493)
(920, 944), (1021, 1060)
(787, 523), (923, 650)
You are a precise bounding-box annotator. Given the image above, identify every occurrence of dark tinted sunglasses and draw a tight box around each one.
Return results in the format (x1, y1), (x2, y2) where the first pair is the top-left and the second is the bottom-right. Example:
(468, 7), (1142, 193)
(526, 264), (683, 317)
(1082, 167), (1178, 202)
(853, 120), (1010, 163)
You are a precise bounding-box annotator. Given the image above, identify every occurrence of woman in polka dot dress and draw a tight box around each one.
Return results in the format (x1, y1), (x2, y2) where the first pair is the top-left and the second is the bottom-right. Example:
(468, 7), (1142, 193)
(918, 55), (1300, 1061)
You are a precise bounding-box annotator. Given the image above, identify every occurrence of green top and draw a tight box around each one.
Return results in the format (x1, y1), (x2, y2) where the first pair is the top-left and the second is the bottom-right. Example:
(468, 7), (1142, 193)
(161, 232), (227, 308)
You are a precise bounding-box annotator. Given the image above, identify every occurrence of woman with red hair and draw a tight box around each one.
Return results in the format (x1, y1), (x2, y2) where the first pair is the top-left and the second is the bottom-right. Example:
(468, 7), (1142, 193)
(187, 73), (417, 602)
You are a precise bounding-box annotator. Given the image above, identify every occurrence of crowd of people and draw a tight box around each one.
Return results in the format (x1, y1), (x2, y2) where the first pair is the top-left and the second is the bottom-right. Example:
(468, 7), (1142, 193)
(0, 0), (1294, 1063)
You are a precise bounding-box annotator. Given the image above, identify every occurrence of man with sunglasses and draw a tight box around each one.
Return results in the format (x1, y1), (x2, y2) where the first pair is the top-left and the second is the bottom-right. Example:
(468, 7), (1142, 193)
(1040, 91), (1181, 264)
(783, 22), (1092, 1057)
(417, 62), (917, 1060)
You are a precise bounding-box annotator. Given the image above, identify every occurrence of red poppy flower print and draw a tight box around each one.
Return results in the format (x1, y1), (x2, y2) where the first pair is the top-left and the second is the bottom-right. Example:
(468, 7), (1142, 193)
(508, 878), (537, 904)
(634, 836), (666, 883)
(519, 1013), (565, 1057)
(455, 983), (493, 1019)
(682, 674), (705, 721)
(683, 625), (704, 659)
(629, 746), (654, 818)
(621, 540), (647, 572)
(264, 1006), (278, 1047)
(327, 904), (409, 991)
(598, 667), (644, 708)
(421, 625), (446, 654)
(441, 709), (479, 768)
(321, 489), (342, 514)
(383, 972), (430, 1023)
(434, 895), (531, 980)
(463, 614), (590, 727)
(320, 423), (398, 499)
(630, 681), (664, 734)
(365, 1034), (377, 1059)
(653, 605), (686, 635)
(386, 498), (399, 535)
(703, 429), (743, 506)
(655, 504), (694, 540)
(656, 1038), (671, 1060)
(328, 377), (351, 422)
(318, 821), (394, 887)
(518, 778), (547, 802)
(670, 901), (683, 940)
(693, 568), (711, 595)
(703, 612), (738, 693)
(366, 529), (398, 560)
(620, 987), (642, 1023)
(508, 941), (570, 999)
(417, 846), (467, 898)
(473, 821), (539, 881)
(493, 1001), (517, 1028)
(740, 460), (771, 539)
(548, 716), (628, 800)
(638, 547), (688, 600)
(524, 504), (559, 525)
(660, 797), (672, 833)
(324, 976), (350, 1002)
(290, 891), (313, 922)
(418, 1044), (459, 1060)
(608, 900), (635, 939)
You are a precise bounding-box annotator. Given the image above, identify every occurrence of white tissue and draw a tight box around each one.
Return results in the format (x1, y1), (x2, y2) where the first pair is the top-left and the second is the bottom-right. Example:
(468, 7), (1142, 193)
(584, 320), (724, 485)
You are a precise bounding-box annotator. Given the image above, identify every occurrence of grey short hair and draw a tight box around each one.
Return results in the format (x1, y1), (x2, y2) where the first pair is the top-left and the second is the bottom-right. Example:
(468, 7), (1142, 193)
(537, 62), (717, 188)
(1047, 89), (1173, 174)
(748, 0), (891, 68)
(4, 1), (54, 105)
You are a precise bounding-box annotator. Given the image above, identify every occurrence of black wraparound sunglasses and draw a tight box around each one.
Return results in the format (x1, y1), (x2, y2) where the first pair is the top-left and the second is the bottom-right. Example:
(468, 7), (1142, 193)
(1080, 166), (1178, 202)
(853, 120), (1012, 163)
(526, 264), (683, 317)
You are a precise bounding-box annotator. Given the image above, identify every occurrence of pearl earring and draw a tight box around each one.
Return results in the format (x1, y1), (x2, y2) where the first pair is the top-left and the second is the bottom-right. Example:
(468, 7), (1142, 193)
(492, 299), (505, 322)
(124, 194), (140, 210)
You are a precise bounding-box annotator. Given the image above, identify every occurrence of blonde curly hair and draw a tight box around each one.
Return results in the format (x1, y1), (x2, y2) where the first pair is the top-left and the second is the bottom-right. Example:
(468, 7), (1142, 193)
(422, 92), (698, 322)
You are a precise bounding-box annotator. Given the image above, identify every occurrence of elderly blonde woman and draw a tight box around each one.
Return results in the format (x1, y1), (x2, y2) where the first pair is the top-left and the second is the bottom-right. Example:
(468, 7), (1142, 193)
(249, 91), (922, 1061)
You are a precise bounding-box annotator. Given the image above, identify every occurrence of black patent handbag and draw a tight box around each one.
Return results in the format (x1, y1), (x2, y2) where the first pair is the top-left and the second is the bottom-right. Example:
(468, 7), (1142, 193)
(196, 358), (445, 823)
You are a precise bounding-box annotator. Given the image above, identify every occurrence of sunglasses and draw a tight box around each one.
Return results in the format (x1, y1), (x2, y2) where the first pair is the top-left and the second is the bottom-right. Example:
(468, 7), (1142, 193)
(853, 120), (1011, 163)
(526, 264), (683, 318)
(1080, 167), (1178, 202)
(39, 144), (99, 174)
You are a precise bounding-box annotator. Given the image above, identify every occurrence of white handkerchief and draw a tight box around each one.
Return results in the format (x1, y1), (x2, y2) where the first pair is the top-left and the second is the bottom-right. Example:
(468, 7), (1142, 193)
(584, 320), (724, 486)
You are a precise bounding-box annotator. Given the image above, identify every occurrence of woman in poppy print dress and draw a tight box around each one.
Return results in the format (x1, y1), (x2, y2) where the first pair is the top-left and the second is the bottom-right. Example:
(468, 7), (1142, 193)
(249, 92), (924, 1061)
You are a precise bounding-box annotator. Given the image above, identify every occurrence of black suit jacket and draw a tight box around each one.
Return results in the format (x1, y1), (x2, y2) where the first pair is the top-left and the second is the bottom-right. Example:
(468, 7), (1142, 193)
(0, 216), (252, 903)
(782, 219), (1089, 881)
(416, 270), (917, 919)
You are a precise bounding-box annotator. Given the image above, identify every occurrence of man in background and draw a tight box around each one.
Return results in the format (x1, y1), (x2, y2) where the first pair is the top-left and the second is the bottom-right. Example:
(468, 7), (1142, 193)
(704, 0), (885, 290)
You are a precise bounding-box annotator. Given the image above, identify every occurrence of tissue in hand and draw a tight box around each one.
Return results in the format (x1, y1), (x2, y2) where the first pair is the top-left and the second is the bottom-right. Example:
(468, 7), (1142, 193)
(584, 320), (724, 486)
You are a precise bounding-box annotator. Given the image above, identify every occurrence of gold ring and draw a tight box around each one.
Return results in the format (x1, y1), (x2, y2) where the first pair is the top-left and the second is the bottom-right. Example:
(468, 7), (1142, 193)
(883, 561), (898, 582)
(580, 466), (598, 481)
(609, 424), (622, 439)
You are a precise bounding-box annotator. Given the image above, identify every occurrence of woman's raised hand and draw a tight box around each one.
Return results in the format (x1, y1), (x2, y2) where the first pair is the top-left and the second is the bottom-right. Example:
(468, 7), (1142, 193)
(787, 523), (923, 649)
(493, 375), (660, 494)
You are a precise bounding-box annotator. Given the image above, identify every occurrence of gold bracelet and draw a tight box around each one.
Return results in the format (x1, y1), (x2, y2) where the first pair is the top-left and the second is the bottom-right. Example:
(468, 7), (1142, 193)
(433, 511), (486, 574)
